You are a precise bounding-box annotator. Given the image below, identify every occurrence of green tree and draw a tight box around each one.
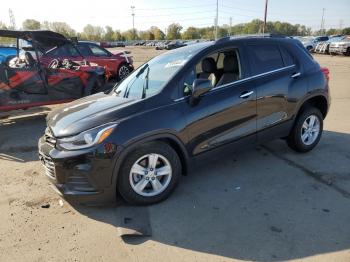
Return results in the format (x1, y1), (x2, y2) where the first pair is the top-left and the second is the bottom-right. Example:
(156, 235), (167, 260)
(121, 29), (138, 41)
(0, 21), (7, 29)
(182, 27), (200, 39)
(342, 27), (350, 35)
(42, 21), (76, 37)
(139, 30), (154, 40)
(114, 30), (122, 41)
(150, 26), (165, 40)
(326, 28), (340, 35)
(104, 26), (115, 41)
(81, 24), (105, 41)
(167, 23), (182, 40)
(22, 19), (41, 30)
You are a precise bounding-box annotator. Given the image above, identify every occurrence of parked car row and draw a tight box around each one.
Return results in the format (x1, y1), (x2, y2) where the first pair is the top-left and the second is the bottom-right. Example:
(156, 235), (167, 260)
(295, 35), (350, 56)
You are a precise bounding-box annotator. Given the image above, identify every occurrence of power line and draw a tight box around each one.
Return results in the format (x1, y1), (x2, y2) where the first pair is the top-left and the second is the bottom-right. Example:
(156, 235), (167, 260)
(135, 3), (216, 11)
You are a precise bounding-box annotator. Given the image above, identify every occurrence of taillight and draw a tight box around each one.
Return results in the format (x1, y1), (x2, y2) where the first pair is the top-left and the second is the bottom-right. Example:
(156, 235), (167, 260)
(321, 67), (330, 82)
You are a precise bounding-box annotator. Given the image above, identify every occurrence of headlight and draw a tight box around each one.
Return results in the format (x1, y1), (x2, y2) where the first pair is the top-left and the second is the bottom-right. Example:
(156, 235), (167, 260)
(57, 123), (117, 150)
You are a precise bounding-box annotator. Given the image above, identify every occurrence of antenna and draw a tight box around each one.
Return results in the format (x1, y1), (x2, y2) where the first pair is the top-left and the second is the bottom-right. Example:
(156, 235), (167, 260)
(9, 9), (16, 30)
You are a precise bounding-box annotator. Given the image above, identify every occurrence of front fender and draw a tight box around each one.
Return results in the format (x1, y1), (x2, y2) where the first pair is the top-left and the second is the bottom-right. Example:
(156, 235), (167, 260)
(110, 131), (190, 187)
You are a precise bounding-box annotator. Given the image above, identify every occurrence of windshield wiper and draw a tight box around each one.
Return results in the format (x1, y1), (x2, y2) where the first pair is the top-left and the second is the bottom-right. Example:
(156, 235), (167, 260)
(122, 63), (149, 98)
(142, 66), (150, 99)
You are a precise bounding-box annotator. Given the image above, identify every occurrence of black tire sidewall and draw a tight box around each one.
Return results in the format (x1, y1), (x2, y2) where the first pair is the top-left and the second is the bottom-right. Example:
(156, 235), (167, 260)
(117, 142), (181, 205)
(288, 107), (323, 152)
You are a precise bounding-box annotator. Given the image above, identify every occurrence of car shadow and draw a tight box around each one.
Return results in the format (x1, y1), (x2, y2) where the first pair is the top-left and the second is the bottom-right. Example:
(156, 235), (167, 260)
(0, 113), (47, 162)
(72, 130), (350, 261)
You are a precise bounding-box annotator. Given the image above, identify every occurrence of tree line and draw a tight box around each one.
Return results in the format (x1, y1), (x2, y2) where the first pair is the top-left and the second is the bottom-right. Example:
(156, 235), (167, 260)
(1, 19), (349, 42)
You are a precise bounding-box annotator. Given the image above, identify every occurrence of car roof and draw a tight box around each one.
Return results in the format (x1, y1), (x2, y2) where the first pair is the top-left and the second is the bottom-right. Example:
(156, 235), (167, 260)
(0, 30), (69, 46)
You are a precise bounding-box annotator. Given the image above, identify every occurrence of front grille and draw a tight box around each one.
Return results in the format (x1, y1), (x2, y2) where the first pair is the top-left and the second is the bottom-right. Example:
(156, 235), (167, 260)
(44, 127), (56, 146)
(40, 153), (56, 179)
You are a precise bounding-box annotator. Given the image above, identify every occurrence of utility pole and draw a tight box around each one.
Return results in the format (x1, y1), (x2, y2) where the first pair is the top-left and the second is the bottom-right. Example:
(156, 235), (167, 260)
(320, 8), (325, 35)
(229, 17), (232, 36)
(263, 0), (268, 34)
(9, 9), (16, 30)
(131, 6), (135, 40)
(215, 0), (218, 40)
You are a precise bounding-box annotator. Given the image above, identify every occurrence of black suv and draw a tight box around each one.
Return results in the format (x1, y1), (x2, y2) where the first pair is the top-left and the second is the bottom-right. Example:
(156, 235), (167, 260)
(38, 35), (330, 205)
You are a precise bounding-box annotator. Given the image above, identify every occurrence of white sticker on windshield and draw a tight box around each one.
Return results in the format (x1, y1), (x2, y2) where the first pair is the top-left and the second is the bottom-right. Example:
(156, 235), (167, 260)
(165, 59), (187, 68)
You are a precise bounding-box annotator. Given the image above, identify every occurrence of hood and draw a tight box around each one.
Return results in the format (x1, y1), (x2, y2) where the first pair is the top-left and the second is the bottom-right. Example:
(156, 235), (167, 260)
(47, 92), (141, 137)
(338, 41), (350, 45)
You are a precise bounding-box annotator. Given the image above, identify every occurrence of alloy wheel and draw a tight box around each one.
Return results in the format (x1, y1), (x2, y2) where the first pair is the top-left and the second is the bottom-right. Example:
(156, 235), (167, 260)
(300, 115), (320, 146)
(129, 153), (172, 197)
(118, 65), (130, 80)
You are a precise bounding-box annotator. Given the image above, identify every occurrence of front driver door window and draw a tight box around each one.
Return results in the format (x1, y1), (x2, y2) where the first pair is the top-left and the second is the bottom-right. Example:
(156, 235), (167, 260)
(183, 48), (257, 155)
(89, 44), (109, 57)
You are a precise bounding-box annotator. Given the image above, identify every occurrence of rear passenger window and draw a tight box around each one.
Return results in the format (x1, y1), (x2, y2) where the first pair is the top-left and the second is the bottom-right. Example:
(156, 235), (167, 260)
(279, 46), (295, 66)
(248, 45), (284, 75)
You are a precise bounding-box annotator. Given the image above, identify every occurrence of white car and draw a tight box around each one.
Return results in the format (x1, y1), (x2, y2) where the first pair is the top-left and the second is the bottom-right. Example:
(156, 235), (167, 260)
(329, 35), (350, 56)
(301, 36), (329, 51)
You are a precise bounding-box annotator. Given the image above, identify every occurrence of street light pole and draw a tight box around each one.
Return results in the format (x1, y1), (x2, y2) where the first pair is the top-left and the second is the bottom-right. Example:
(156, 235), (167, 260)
(215, 0), (218, 40)
(320, 8), (325, 35)
(263, 0), (268, 34)
(131, 6), (135, 40)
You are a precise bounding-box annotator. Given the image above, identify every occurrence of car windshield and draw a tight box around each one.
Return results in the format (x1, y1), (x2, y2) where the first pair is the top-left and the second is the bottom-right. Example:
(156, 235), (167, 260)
(301, 37), (314, 43)
(113, 43), (210, 99)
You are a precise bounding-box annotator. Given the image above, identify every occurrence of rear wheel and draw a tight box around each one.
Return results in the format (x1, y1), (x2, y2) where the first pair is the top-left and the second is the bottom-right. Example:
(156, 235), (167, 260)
(287, 107), (323, 153)
(117, 142), (181, 205)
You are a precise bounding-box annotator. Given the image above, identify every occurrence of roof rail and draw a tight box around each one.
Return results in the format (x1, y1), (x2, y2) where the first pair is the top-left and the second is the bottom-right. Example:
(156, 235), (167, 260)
(215, 33), (288, 43)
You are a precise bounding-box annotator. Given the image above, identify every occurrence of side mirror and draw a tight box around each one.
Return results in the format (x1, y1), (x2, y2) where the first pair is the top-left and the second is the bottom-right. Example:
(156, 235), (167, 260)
(190, 78), (212, 106)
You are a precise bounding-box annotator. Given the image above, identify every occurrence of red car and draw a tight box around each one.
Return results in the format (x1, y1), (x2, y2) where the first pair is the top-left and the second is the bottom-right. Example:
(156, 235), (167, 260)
(0, 30), (106, 112)
(41, 41), (133, 80)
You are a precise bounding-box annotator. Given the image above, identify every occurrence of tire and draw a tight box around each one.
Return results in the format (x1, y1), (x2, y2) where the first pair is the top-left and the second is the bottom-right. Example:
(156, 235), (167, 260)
(344, 47), (350, 56)
(117, 142), (181, 205)
(91, 76), (106, 94)
(287, 106), (323, 153)
(117, 63), (131, 81)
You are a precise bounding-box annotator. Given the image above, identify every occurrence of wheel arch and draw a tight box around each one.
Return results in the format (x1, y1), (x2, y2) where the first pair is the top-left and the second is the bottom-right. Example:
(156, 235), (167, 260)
(296, 94), (329, 119)
(111, 132), (190, 191)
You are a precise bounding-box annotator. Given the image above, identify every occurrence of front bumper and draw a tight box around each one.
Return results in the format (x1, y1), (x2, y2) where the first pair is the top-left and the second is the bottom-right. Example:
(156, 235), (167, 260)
(38, 136), (122, 204)
(329, 46), (348, 54)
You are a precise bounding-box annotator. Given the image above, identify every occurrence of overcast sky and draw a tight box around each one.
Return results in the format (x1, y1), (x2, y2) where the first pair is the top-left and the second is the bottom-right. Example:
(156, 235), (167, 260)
(1, 0), (350, 32)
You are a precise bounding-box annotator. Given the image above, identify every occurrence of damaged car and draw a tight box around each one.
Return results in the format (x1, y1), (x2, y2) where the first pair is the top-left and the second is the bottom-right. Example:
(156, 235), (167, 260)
(0, 30), (106, 112)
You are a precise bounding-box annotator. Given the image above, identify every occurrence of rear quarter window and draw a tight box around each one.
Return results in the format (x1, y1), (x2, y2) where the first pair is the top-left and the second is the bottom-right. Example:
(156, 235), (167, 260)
(279, 46), (295, 66)
(247, 44), (284, 75)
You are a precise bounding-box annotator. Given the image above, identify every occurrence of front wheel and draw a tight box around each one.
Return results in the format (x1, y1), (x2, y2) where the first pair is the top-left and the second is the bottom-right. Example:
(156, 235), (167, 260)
(117, 142), (181, 205)
(287, 107), (323, 153)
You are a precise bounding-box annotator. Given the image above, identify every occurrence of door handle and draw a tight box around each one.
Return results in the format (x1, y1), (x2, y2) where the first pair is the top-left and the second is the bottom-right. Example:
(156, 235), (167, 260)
(240, 90), (254, 99)
(291, 72), (301, 78)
